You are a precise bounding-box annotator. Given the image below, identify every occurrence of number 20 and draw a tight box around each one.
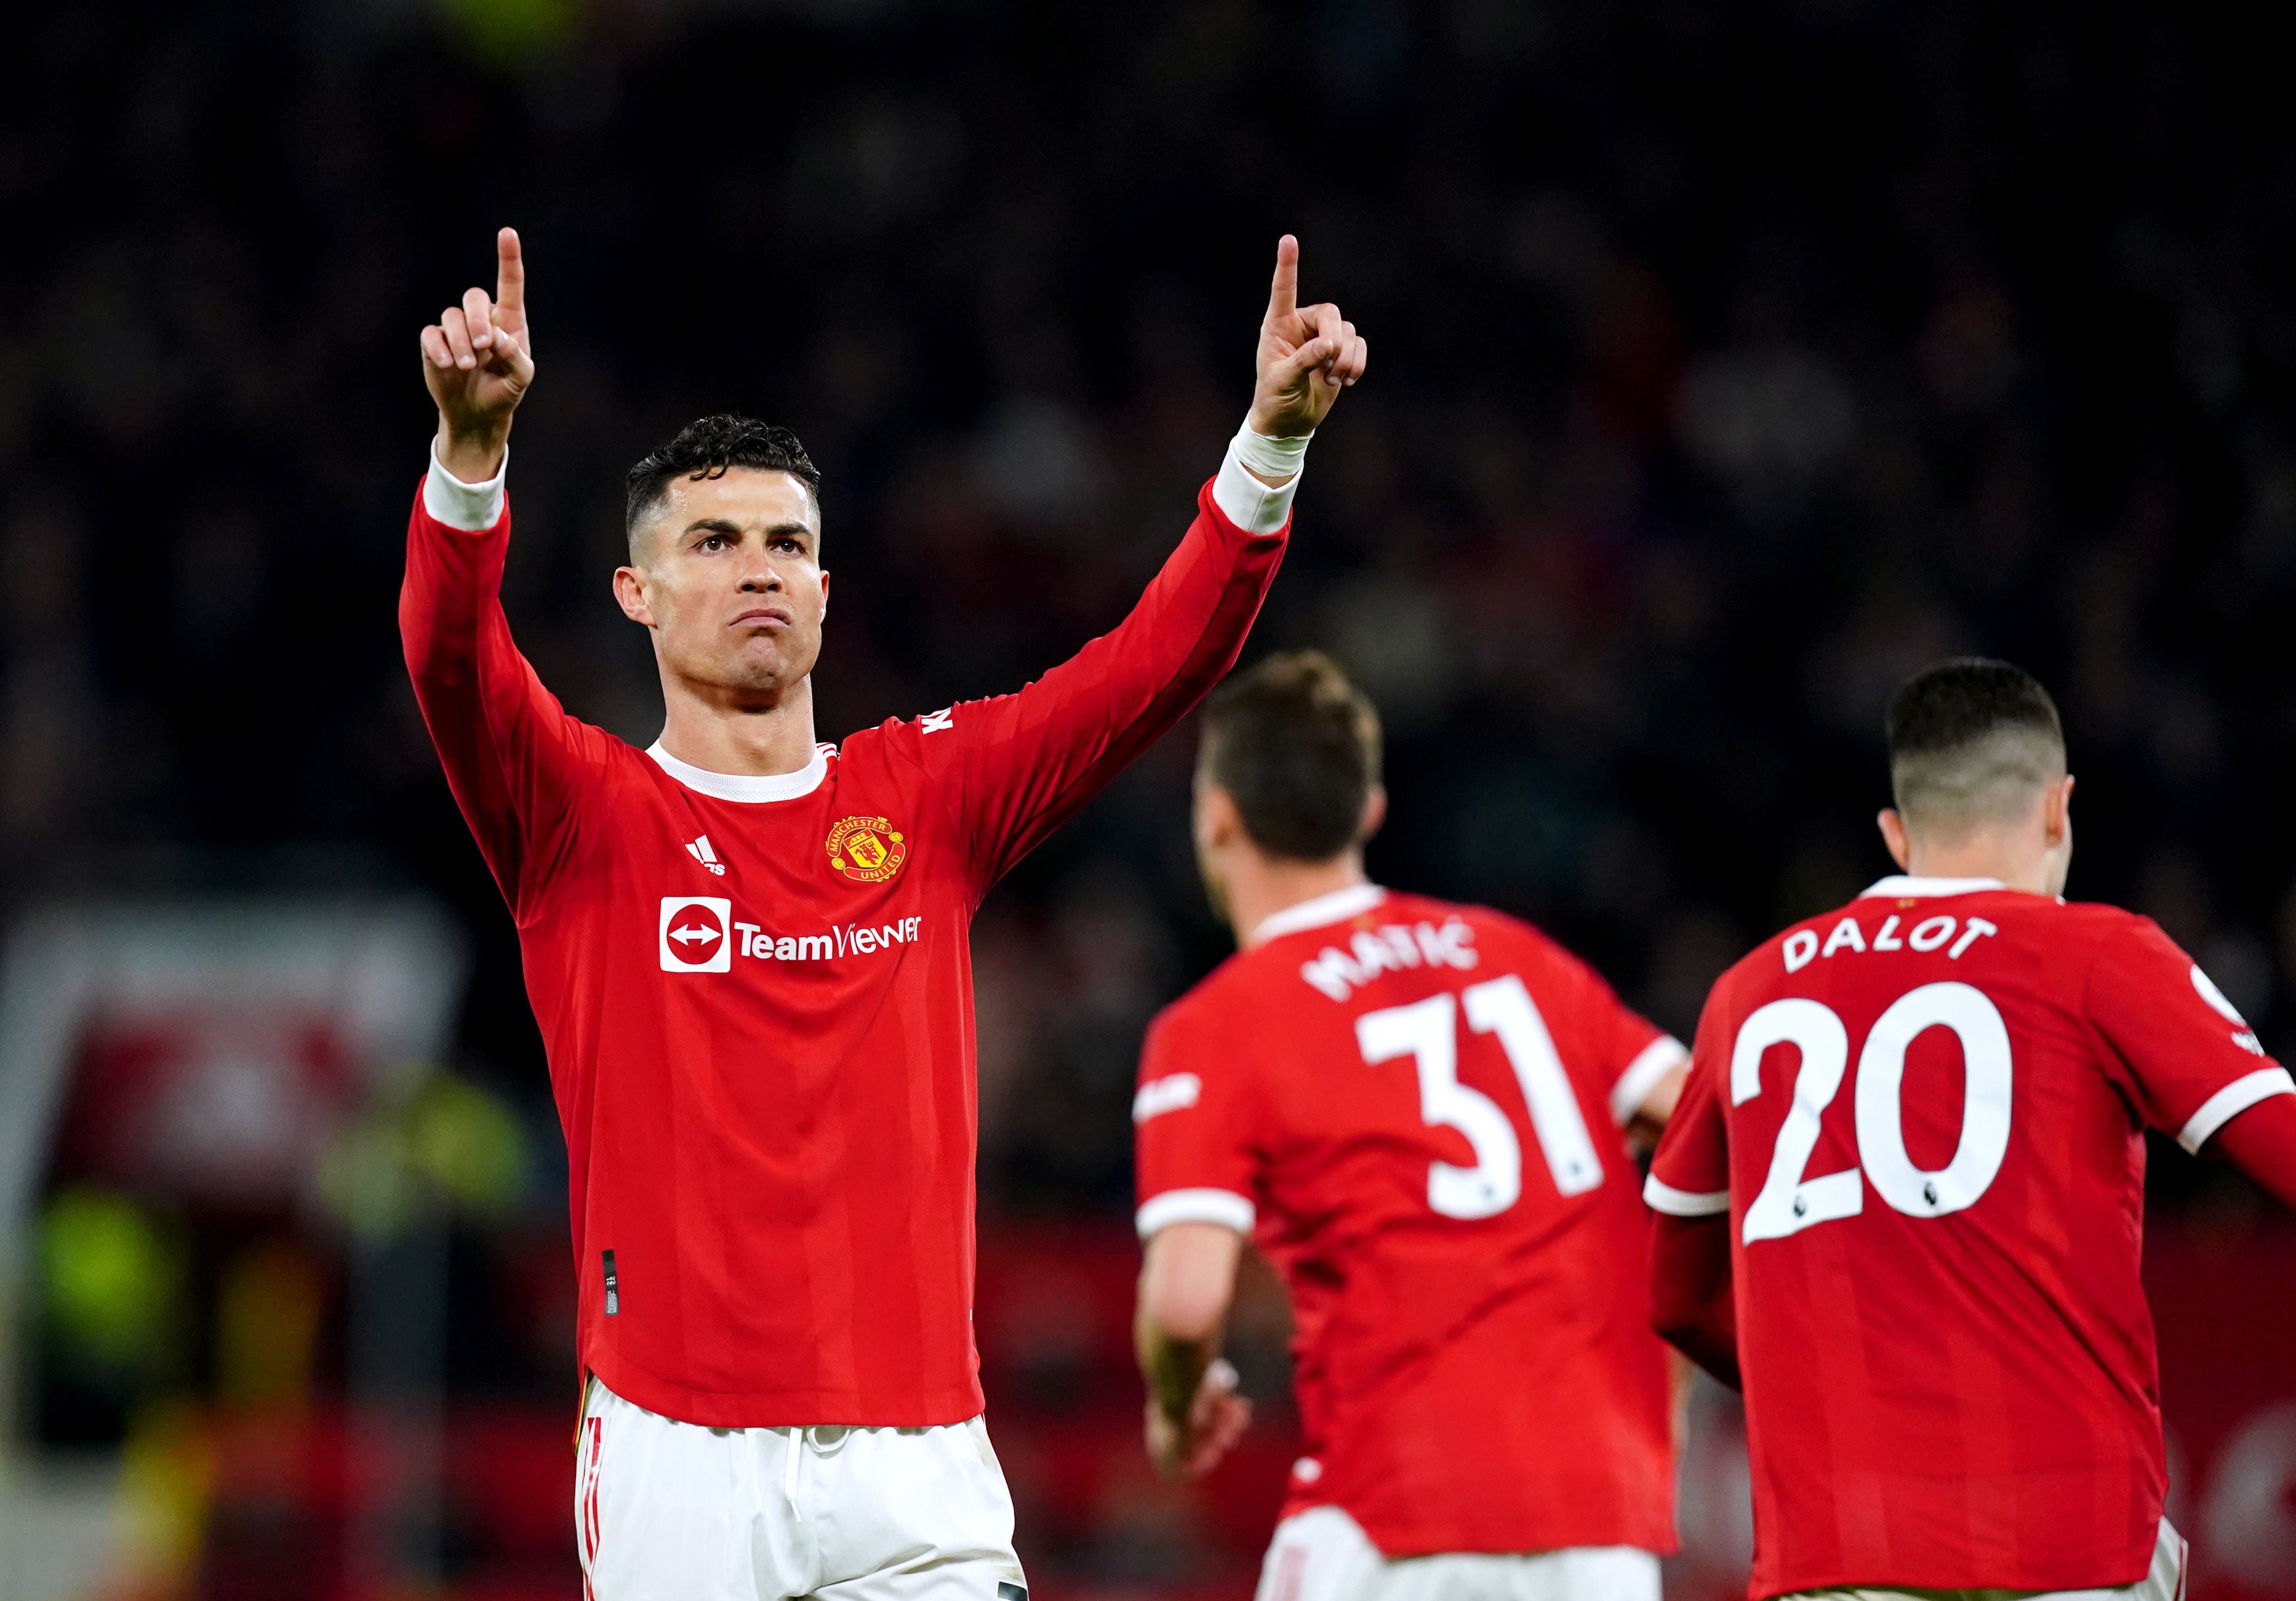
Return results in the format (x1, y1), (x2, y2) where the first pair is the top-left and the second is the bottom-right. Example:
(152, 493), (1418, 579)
(1355, 976), (1605, 1220)
(1736, 982), (2013, 1244)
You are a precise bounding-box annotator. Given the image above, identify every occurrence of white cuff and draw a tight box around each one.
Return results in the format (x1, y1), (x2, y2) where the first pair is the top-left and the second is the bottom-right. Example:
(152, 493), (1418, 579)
(1644, 1175), (1731, 1217)
(2177, 1067), (2296, 1153)
(1136, 1188), (1256, 1238)
(424, 442), (508, 531)
(1610, 1037), (1690, 1126)
(1210, 421), (1309, 535)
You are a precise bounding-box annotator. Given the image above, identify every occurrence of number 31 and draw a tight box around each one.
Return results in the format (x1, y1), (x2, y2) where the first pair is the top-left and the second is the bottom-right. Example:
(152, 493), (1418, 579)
(1735, 982), (2013, 1244)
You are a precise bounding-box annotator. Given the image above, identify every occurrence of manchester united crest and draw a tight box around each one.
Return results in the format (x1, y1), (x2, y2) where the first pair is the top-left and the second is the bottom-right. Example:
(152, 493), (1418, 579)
(825, 816), (909, 883)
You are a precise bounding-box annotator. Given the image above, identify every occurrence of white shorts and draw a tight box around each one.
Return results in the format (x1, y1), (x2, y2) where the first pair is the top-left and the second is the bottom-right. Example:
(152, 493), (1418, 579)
(1778, 1516), (2188, 1601)
(1254, 1505), (1661, 1601)
(575, 1379), (1028, 1601)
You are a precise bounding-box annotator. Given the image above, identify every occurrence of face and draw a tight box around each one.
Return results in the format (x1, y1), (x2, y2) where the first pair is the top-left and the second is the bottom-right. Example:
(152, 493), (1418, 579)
(613, 468), (827, 705)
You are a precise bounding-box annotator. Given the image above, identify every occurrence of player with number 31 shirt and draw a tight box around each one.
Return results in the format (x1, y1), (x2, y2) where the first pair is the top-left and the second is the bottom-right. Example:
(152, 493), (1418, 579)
(1647, 659), (2296, 1601)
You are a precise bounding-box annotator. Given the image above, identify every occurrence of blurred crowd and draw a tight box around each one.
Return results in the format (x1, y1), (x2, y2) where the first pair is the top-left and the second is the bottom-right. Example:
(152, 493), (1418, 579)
(5, 0), (2296, 1587)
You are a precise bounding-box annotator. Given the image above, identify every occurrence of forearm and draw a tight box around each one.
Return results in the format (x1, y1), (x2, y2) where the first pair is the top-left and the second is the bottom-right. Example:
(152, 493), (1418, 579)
(2211, 1090), (2296, 1211)
(1650, 1214), (1741, 1391)
(1136, 1306), (1220, 1423)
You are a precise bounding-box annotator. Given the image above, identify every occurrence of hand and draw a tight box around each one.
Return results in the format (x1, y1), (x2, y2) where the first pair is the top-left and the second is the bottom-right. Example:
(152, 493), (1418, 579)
(421, 228), (535, 482)
(1246, 236), (1368, 439)
(1144, 1358), (1253, 1482)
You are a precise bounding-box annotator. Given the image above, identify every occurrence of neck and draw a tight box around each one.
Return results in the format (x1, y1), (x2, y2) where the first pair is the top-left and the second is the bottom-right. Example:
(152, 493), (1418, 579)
(655, 675), (820, 778)
(1228, 850), (1372, 948)
(1900, 835), (2051, 896)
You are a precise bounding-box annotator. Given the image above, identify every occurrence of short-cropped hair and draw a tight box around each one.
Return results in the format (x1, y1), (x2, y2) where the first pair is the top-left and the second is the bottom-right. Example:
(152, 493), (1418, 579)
(1199, 650), (1382, 862)
(1885, 657), (2066, 835)
(625, 415), (822, 554)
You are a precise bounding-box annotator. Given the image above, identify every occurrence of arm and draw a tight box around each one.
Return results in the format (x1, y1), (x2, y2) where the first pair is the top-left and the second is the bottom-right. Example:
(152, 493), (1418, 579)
(940, 238), (1368, 889)
(1650, 1214), (1740, 1390)
(2205, 1091), (2296, 1211)
(1135, 1222), (1253, 1480)
(400, 230), (600, 912)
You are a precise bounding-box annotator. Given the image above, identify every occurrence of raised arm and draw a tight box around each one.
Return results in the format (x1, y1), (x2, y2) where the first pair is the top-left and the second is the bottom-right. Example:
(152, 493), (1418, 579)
(401, 230), (603, 913)
(933, 237), (1369, 890)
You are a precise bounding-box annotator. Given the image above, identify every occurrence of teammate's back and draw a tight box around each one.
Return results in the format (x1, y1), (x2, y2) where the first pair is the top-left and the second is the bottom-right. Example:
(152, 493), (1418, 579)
(1132, 652), (1687, 1601)
(1141, 885), (1681, 1556)
(1647, 659), (2296, 1600)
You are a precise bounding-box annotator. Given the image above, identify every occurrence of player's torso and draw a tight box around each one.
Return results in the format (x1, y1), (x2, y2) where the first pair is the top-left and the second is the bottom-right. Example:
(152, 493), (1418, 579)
(519, 736), (988, 1418)
(1713, 888), (2162, 1569)
(1221, 892), (1670, 1550)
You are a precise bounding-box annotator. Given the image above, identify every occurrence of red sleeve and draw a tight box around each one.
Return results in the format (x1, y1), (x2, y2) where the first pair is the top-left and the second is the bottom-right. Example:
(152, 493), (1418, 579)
(1132, 991), (1263, 1239)
(1650, 1214), (1740, 1391)
(922, 480), (1286, 896)
(2085, 916), (2296, 1154)
(1560, 953), (1686, 1127)
(1644, 994), (1732, 1216)
(398, 485), (613, 917)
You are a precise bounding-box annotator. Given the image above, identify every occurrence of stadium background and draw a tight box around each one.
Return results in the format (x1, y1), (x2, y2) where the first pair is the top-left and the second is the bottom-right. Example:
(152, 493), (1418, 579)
(3, 0), (2295, 1596)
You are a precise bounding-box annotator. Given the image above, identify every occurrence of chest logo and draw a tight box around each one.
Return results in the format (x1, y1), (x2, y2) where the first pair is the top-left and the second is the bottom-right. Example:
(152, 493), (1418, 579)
(826, 816), (908, 883)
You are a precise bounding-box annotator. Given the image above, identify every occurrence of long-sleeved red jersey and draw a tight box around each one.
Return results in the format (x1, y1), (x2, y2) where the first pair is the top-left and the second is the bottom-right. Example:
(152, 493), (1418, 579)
(401, 474), (1286, 1428)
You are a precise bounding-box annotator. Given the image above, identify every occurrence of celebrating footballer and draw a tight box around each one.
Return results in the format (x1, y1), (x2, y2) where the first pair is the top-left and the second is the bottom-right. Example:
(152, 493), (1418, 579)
(401, 226), (1364, 1600)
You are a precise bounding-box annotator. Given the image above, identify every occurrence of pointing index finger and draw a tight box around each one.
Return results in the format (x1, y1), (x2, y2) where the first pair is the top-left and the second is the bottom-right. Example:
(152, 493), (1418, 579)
(495, 227), (525, 316)
(1267, 234), (1298, 319)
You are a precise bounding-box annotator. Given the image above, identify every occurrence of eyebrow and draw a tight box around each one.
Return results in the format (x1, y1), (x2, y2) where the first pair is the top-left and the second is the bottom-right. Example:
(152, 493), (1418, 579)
(682, 519), (816, 543)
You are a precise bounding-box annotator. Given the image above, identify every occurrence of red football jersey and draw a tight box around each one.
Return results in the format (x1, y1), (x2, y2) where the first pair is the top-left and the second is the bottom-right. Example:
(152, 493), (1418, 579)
(401, 476), (1284, 1428)
(1648, 875), (2296, 1597)
(1134, 885), (1687, 1558)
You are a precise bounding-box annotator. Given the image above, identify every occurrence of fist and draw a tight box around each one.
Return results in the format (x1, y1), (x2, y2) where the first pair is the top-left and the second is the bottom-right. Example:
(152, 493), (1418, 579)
(1248, 236), (1368, 438)
(1145, 1358), (1254, 1482)
(421, 227), (535, 469)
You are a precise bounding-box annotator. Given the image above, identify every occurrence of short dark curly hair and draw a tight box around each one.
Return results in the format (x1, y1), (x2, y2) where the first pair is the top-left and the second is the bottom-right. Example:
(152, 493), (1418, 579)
(625, 415), (823, 555)
(1886, 657), (2065, 834)
(1199, 650), (1383, 861)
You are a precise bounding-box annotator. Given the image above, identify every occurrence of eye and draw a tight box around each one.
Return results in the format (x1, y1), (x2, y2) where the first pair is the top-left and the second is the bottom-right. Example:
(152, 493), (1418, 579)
(698, 533), (731, 552)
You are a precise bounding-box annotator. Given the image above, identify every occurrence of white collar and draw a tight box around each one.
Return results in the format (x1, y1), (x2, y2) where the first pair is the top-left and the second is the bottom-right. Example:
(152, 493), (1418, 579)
(1860, 875), (2008, 899)
(1250, 884), (1386, 946)
(647, 741), (829, 803)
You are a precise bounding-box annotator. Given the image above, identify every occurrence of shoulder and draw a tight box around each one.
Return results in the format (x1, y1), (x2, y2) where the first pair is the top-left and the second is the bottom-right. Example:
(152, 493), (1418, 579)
(1142, 954), (1261, 1066)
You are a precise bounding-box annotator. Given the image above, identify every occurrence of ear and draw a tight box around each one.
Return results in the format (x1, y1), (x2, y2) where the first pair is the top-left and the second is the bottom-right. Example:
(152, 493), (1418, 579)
(818, 566), (830, 623)
(2041, 774), (2074, 846)
(1877, 808), (1912, 872)
(1359, 785), (1388, 844)
(1195, 783), (1242, 854)
(613, 566), (655, 627)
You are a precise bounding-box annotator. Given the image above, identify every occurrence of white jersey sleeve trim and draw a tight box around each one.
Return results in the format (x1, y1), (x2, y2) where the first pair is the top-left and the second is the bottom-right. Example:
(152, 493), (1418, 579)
(1136, 1188), (1256, 1238)
(1643, 1175), (1731, 1216)
(2177, 1066), (2296, 1154)
(1210, 422), (1309, 535)
(1610, 1036), (1690, 1126)
(423, 442), (508, 531)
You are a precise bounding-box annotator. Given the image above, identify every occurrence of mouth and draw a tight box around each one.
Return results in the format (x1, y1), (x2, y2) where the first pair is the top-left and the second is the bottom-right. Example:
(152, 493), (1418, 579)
(729, 607), (794, 631)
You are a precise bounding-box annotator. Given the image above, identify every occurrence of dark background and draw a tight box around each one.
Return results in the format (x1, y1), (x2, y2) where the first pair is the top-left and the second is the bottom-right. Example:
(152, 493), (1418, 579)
(7, 0), (2296, 1594)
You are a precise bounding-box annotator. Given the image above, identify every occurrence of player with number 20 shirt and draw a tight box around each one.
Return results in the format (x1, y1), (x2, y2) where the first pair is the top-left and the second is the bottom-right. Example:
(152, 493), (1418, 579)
(1647, 660), (2296, 1600)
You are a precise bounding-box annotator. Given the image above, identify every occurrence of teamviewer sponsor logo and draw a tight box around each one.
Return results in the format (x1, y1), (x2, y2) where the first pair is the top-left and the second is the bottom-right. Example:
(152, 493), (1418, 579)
(659, 896), (733, 972)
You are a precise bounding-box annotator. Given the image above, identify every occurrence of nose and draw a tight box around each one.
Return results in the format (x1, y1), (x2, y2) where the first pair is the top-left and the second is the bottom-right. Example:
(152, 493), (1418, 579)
(738, 563), (783, 594)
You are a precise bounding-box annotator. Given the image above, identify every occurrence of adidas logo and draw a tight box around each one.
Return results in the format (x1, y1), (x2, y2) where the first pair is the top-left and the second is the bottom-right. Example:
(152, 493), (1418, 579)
(685, 835), (726, 876)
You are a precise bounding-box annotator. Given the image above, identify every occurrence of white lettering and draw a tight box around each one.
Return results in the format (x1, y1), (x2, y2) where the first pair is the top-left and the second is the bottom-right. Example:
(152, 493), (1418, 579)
(1351, 930), (1399, 979)
(735, 921), (762, 957)
(1132, 1073), (1202, 1123)
(920, 707), (954, 734)
(1948, 918), (1998, 960)
(1873, 915), (1905, 951)
(1381, 926), (1423, 968)
(1908, 915), (1956, 953)
(1435, 919), (1480, 970)
(854, 927), (877, 953)
(797, 934), (831, 961)
(1821, 918), (1866, 958)
(776, 936), (798, 959)
(1782, 930), (1819, 972)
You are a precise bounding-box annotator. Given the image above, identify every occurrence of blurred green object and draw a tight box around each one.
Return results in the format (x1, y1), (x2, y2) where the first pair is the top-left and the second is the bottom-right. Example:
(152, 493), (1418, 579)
(37, 1189), (178, 1375)
(319, 1063), (532, 1237)
(435, 0), (586, 63)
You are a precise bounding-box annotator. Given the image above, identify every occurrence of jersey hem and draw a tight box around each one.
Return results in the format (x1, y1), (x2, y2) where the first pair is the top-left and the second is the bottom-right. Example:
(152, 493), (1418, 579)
(1752, 1549), (2156, 1600)
(582, 1352), (986, 1430)
(1281, 1491), (1675, 1562)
